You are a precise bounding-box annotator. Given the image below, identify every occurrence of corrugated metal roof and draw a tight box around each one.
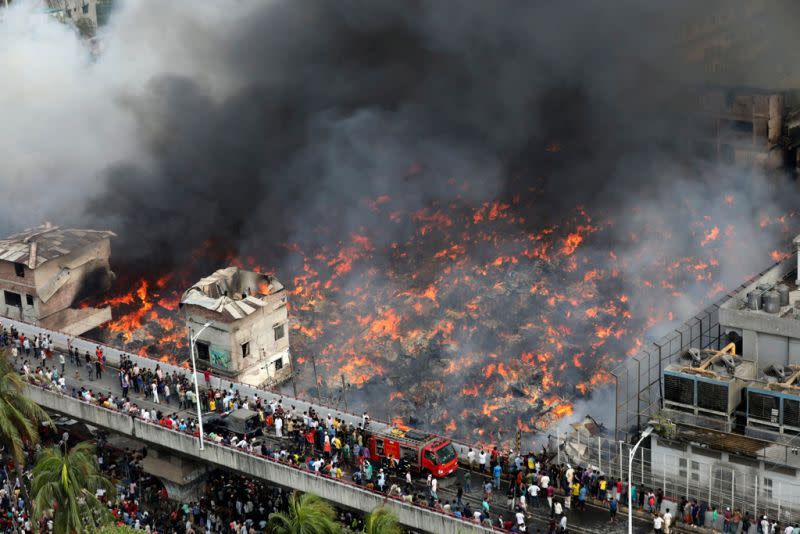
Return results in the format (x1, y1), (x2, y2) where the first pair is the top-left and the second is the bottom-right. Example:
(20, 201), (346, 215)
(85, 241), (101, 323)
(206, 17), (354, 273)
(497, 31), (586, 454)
(0, 224), (115, 269)
(180, 266), (280, 320)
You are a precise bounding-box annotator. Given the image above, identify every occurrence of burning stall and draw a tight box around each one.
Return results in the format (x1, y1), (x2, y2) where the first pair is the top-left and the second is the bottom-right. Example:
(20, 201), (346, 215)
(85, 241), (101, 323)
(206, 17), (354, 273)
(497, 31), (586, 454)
(180, 266), (291, 387)
(0, 223), (116, 335)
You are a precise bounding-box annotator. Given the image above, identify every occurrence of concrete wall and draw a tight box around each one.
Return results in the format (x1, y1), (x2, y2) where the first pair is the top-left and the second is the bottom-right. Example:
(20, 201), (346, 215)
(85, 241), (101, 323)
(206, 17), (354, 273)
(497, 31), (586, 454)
(719, 257), (800, 371)
(24, 385), (494, 534)
(0, 239), (111, 326)
(33, 238), (111, 319)
(0, 261), (37, 323)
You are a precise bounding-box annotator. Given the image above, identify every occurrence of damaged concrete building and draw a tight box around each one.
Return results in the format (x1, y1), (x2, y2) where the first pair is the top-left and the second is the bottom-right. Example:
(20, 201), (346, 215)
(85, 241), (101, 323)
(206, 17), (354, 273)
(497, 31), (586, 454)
(180, 266), (291, 388)
(0, 224), (116, 335)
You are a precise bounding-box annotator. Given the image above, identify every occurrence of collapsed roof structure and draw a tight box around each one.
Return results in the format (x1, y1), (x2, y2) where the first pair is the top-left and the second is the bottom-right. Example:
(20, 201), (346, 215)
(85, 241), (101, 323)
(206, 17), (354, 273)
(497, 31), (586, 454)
(180, 266), (292, 388)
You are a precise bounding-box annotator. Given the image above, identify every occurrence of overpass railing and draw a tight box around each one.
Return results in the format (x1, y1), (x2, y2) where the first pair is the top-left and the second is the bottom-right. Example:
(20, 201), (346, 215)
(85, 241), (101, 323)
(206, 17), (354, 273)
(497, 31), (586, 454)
(23, 380), (503, 534)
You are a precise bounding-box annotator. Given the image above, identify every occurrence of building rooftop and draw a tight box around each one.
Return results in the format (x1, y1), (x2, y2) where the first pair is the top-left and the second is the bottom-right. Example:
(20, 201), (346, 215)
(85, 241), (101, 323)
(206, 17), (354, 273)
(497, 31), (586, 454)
(0, 224), (115, 269)
(180, 266), (284, 320)
(718, 253), (800, 339)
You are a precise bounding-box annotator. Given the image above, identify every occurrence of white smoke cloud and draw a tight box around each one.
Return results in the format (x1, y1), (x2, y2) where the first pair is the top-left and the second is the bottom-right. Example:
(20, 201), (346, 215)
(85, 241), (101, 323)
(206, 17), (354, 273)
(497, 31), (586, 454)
(0, 0), (267, 234)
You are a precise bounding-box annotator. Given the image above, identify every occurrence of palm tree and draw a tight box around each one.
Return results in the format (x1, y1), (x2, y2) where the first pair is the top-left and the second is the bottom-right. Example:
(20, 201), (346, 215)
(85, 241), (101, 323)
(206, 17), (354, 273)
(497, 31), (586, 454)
(267, 491), (341, 534)
(31, 441), (115, 534)
(0, 353), (51, 478)
(363, 506), (402, 534)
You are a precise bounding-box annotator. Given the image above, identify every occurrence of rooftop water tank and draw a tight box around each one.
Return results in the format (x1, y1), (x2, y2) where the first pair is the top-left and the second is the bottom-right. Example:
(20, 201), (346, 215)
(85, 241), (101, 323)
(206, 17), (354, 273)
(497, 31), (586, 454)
(763, 290), (781, 314)
(777, 284), (790, 306)
(747, 290), (763, 311)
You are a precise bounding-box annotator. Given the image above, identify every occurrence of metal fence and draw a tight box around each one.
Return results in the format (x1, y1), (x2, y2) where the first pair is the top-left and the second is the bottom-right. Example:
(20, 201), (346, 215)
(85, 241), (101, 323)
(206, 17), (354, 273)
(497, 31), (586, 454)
(609, 264), (778, 442)
(553, 431), (800, 525)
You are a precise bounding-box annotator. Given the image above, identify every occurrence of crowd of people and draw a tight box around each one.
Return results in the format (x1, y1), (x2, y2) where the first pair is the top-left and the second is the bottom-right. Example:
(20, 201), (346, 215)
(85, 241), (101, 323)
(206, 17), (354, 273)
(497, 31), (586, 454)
(4, 324), (800, 533)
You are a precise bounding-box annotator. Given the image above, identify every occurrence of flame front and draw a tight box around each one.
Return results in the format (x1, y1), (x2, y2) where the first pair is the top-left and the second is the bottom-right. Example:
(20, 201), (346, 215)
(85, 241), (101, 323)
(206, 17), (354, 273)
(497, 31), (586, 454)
(83, 174), (799, 447)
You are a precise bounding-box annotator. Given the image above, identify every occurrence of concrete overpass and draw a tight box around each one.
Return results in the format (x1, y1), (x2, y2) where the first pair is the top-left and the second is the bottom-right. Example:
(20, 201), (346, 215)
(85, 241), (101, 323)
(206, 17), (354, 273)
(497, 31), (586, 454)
(2, 316), (428, 449)
(25, 384), (495, 534)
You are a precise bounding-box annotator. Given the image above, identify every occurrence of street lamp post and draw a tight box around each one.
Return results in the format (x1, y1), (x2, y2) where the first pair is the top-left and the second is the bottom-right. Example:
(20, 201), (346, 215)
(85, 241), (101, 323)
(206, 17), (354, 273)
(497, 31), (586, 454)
(628, 426), (653, 534)
(189, 321), (213, 451)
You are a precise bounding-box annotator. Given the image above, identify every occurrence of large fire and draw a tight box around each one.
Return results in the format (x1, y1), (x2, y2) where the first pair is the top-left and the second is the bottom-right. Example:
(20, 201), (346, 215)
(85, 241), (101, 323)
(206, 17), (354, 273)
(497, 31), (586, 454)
(83, 171), (799, 446)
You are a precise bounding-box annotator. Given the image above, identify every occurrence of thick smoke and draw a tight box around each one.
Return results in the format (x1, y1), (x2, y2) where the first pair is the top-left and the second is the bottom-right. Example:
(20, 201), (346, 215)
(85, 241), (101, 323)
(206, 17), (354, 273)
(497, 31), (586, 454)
(4, 1), (800, 440)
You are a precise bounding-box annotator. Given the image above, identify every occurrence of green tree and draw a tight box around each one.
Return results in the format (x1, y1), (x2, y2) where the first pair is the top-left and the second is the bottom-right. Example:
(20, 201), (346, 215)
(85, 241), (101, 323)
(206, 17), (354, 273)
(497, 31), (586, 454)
(0, 355), (51, 473)
(31, 442), (115, 534)
(90, 526), (138, 534)
(267, 491), (341, 534)
(363, 506), (402, 534)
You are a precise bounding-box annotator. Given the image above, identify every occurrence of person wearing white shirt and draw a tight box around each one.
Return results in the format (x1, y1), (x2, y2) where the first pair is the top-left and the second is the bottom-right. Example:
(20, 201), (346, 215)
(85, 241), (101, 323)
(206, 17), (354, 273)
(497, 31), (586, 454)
(478, 450), (487, 471)
(653, 514), (664, 534)
(559, 515), (567, 532)
(663, 509), (672, 534)
(467, 448), (476, 468)
(540, 474), (550, 489)
(529, 483), (540, 507)
(275, 417), (283, 437)
(761, 516), (770, 534)
(553, 500), (562, 517)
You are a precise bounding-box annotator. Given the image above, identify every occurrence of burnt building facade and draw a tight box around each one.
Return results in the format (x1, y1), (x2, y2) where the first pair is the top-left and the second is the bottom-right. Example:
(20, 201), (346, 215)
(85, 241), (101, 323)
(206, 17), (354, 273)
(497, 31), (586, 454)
(180, 266), (291, 388)
(0, 224), (115, 335)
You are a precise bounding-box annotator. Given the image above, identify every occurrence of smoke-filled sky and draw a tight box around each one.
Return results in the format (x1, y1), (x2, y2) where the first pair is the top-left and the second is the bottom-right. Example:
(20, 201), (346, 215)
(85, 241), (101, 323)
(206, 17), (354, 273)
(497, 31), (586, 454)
(2, 0), (796, 260)
(3, 0), (800, 439)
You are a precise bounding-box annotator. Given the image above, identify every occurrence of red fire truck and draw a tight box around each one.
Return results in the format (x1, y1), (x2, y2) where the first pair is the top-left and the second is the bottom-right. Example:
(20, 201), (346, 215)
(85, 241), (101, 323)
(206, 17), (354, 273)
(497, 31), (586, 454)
(367, 427), (458, 478)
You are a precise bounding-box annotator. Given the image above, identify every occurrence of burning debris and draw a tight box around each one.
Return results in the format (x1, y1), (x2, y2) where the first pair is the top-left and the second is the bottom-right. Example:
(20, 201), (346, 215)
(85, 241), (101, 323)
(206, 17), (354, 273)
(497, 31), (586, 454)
(180, 266), (291, 388)
(0, 223), (115, 335)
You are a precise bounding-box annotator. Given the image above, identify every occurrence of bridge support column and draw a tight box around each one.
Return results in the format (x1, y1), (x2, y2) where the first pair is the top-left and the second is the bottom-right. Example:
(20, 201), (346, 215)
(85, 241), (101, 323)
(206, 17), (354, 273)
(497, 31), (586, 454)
(159, 476), (207, 502)
(143, 450), (208, 502)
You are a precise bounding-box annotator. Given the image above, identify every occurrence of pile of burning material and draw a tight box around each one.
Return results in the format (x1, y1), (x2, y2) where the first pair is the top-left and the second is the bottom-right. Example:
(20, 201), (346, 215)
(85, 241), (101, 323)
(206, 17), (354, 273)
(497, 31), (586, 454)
(87, 275), (188, 365)
(82, 179), (799, 446)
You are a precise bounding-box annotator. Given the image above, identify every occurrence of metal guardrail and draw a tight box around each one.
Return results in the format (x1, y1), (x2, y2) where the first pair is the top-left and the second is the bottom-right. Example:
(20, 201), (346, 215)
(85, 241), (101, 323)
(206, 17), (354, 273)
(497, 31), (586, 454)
(0, 314), (499, 462)
(24, 381), (503, 534)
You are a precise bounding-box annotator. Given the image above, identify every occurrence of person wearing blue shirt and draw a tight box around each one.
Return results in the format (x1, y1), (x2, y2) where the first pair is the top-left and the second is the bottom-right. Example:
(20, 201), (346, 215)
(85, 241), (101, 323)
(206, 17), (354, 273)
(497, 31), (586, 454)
(579, 485), (587, 511)
(492, 463), (502, 489)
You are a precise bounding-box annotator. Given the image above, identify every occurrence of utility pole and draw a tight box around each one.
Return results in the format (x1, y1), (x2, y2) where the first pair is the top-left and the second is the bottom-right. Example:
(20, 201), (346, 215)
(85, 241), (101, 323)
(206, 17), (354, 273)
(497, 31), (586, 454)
(310, 351), (321, 404)
(340, 374), (348, 412)
(188, 321), (214, 451)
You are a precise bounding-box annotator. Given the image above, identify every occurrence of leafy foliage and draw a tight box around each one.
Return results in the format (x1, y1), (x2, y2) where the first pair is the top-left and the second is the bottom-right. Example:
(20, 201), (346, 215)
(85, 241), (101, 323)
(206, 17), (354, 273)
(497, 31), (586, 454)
(364, 506), (402, 534)
(0, 354), (51, 466)
(89, 525), (138, 534)
(31, 442), (115, 534)
(267, 491), (341, 534)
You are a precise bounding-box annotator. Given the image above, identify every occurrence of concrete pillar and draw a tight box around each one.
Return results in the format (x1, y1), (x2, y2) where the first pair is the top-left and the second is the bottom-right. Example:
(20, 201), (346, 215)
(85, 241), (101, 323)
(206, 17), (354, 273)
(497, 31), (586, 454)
(159, 477), (207, 503)
(143, 452), (208, 502)
(742, 330), (758, 363)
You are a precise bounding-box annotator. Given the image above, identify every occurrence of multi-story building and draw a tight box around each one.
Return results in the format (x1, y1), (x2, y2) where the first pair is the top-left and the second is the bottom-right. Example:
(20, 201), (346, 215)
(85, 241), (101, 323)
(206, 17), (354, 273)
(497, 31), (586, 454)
(180, 266), (292, 388)
(653, 242), (800, 519)
(0, 223), (115, 335)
